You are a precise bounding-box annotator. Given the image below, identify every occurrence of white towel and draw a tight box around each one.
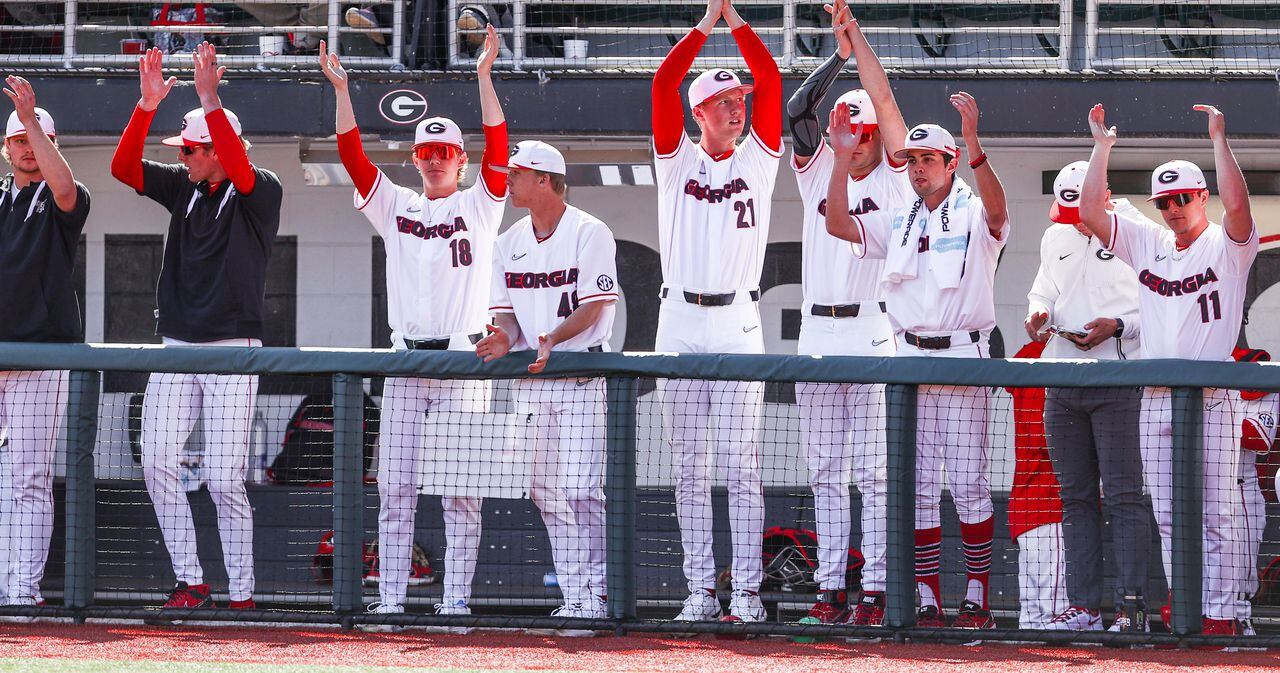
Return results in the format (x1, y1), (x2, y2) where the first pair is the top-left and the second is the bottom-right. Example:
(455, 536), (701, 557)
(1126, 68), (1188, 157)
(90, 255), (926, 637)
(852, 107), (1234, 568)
(882, 176), (977, 290)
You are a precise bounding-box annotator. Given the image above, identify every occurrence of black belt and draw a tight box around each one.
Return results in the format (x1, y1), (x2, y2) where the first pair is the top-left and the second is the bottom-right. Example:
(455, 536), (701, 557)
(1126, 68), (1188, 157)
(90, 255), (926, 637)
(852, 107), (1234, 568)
(661, 288), (761, 307)
(810, 301), (886, 319)
(904, 330), (980, 351)
(588, 345), (603, 352)
(404, 332), (483, 350)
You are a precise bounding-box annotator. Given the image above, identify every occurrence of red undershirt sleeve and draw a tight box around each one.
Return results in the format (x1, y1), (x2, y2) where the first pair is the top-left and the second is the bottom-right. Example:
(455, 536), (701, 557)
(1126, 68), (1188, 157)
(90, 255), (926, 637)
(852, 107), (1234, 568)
(652, 28), (707, 156)
(336, 126), (379, 199)
(732, 23), (782, 153)
(479, 121), (508, 198)
(205, 108), (257, 194)
(110, 104), (153, 193)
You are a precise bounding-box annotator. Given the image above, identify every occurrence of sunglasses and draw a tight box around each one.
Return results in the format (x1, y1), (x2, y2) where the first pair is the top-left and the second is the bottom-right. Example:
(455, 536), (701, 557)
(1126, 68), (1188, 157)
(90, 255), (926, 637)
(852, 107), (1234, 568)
(1154, 192), (1198, 211)
(180, 145), (210, 156)
(414, 144), (461, 162)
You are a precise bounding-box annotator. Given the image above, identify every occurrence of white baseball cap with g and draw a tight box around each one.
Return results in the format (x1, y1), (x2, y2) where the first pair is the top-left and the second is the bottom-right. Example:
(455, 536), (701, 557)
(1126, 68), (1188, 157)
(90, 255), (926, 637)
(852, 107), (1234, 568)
(497, 140), (566, 176)
(162, 107), (243, 147)
(413, 116), (464, 150)
(893, 123), (958, 161)
(1049, 160), (1090, 225)
(688, 68), (753, 108)
(832, 89), (877, 132)
(5, 107), (55, 139)
(1148, 159), (1207, 201)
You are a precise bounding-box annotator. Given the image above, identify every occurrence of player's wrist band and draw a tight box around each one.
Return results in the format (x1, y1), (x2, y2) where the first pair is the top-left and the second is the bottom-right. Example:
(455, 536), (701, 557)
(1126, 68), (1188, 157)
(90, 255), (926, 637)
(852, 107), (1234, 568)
(968, 152), (988, 169)
(1114, 317), (1125, 339)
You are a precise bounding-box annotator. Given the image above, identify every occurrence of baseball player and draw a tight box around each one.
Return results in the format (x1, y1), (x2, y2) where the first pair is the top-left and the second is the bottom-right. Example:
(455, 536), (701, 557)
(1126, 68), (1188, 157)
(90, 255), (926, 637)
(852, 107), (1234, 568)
(476, 140), (619, 634)
(1027, 161), (1151, 633)
(1080, 103), (1257, 636)
(319, 27), (508, 624)
(0, 77), (90, 609)
(1003, 341), (1067, 630)
(826, 93), (1009, 630)
(1232, 347), (1276, 638)
(784, 0), (911, 627)
(651, 0), (782, 625)
(110, 43), (283, 611)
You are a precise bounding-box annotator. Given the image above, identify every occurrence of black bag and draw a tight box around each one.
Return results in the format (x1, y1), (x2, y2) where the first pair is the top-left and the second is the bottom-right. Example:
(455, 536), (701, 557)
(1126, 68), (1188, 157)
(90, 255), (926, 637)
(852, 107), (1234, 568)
(269, 392), (380, 485)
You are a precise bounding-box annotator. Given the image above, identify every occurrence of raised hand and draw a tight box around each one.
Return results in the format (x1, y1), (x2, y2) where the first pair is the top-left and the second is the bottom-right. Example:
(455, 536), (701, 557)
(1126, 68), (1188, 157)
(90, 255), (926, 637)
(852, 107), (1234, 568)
(528, 333), (554, 374)
(1024, 311), (1049, 343)
(138, 47), (177, 111)
(3, 75), (38, 125)
(318, 40), (348, 91)
(950, 91), (979, 140)
(828, 103), (862, 157)
(193, 41), (226, 107)
(823, 0), (854, 58)
(477, 24), (500, 74)
(1192, 104), (1226, 141)
(1088, 103), (1117, 147)
(475, 323), (512, 363)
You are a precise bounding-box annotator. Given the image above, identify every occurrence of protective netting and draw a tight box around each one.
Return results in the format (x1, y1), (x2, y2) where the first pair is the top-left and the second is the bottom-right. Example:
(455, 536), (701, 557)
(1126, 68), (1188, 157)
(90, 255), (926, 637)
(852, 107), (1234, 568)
(1, 2), (1276, 74)
(2, 361), (1278, 644)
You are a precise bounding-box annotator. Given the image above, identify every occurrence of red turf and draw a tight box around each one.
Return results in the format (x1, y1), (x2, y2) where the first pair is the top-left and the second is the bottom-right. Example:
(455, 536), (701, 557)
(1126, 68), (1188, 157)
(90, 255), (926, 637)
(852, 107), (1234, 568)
(0, 622), (1276, 672)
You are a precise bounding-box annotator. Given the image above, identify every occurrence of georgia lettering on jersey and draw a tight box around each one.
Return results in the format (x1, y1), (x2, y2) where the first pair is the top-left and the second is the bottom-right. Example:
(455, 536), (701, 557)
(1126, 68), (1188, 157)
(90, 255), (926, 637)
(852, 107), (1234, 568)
(654, 131), (781, 292)
(793, 143), (911, 306)
(1106, 208), (1257, 361)
(356, 170), (503, 342)
(489, 206), (619, 352)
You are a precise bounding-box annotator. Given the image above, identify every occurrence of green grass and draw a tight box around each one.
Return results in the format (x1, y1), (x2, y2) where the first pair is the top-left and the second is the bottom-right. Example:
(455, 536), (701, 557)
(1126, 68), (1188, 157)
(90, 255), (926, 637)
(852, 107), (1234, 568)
(0, 661), (573, 673)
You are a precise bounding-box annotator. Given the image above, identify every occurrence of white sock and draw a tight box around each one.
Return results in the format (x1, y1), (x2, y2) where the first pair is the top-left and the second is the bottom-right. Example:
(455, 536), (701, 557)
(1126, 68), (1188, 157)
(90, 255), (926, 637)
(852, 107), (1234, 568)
(918, 582), (938, 608)
(964, 579), (984, 606)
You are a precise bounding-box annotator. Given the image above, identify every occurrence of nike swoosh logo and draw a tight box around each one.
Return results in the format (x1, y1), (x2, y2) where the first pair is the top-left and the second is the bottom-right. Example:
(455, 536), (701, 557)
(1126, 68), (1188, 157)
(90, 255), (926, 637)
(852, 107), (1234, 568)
(872, 339), (889, 346)
(512, 252), (527, 260)
(406, 207), (422, 213)
(742, 325), (759, 333)
(1156, 254), (1167, 261)
(1058, 253), (1072, 260)
(576, 377), (595, 386)
(1206, 401), (1223, 411)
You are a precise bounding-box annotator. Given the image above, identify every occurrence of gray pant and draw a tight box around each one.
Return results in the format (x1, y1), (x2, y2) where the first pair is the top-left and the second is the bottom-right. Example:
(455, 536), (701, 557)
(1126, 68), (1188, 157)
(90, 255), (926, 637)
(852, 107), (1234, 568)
(1044, 386), (1150, 610)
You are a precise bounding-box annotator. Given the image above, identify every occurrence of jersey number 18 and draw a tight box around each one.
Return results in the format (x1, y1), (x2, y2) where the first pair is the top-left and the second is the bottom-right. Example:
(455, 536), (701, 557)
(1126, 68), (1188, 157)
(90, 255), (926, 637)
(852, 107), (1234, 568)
(449, 238), (473, 267)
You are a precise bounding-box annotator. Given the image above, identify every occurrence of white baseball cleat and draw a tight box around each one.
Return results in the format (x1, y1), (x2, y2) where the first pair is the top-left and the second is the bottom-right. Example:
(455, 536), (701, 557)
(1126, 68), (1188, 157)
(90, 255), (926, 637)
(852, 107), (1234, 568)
(429, 600), (473, 635)
(1044, 606), (1102, 631)
(726, 590), (766, 622)
(579, 594), (609, 620)
(0, 595), (40, 623)
(528, 603), (598, 638)
(674, 589), (722, 621)
(362, 601), (405, 632)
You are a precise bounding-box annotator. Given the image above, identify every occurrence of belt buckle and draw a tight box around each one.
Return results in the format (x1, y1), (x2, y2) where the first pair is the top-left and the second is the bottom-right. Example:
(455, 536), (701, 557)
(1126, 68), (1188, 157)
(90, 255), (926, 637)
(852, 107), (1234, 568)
(828, 305), (838, 318)
(695, 292), (705, 306)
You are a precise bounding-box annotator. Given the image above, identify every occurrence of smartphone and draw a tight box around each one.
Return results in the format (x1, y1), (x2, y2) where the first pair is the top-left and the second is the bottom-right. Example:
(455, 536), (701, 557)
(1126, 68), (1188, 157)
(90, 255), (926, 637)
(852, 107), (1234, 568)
(1047, 324), (1090, 340)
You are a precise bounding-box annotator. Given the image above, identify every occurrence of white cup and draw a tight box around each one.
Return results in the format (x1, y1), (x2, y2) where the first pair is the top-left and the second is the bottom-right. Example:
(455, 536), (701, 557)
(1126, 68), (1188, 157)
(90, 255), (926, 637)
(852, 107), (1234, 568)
(259, 35), (285, 57)
(564, 39), (589, 60)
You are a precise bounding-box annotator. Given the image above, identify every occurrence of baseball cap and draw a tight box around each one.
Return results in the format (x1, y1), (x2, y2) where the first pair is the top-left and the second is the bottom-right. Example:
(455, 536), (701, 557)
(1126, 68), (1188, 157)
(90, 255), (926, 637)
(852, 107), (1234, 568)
(1148, 159), (1207, 201)
(1049, 160), (1089, 224)
(162, 108), (243, 147)
(496, 140), (566, 175)
(5, 107), (55, 139)
(832, 89), (877, 133)
(893, 123), (958, 161)
(688, 69), (753, 109)
(413, 116), (464, 151)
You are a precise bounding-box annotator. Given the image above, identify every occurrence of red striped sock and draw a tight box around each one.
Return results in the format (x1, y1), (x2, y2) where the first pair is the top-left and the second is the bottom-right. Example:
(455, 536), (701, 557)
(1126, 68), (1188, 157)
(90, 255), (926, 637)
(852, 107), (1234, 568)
(914, 526), (942, 608)
(960, 516), (994, 608)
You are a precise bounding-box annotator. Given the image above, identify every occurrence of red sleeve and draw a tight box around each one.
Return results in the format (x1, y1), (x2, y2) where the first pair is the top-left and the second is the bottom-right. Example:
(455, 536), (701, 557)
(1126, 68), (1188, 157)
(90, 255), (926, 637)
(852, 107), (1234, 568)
(479, 121), (508, 198)
(205, 108), (256, 194)
(337, 127), (379, 199)
(732, 23), (781, 153)
(652, 28), (707, 157)
(110, 104), (154, 193)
